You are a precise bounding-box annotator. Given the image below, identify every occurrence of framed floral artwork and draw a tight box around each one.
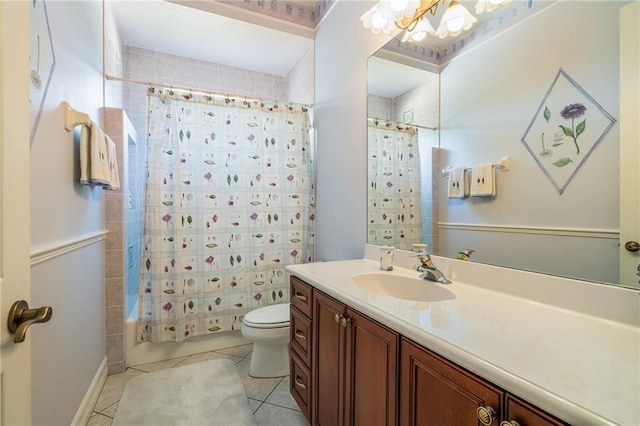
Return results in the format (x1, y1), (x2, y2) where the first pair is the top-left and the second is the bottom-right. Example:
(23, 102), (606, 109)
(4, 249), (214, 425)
(521, 68), (616, 194)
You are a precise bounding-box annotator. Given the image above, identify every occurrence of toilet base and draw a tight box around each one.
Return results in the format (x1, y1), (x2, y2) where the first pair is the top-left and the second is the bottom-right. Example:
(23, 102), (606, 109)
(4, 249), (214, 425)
(248, 341), (290, 378)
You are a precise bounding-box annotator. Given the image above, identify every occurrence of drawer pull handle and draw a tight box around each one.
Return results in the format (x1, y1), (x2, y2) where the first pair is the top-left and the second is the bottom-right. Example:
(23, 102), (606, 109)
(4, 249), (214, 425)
(294, 292), (307, 302)
(294, 329), (306, 340)
(500, 422), (520, 426)
(294, 376), (307, 390)
(476, 406), (497, 425)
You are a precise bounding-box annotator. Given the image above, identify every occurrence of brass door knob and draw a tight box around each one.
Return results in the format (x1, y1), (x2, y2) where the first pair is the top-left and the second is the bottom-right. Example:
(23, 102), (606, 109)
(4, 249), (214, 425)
(7, 300), (53, 343)
(625, 241), (640, 252)
(476, 406), (497, 425)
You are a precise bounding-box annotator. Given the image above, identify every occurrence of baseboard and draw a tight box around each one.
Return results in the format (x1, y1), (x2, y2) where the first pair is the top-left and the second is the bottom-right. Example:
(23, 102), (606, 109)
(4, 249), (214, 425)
(71, 356), (108, 426)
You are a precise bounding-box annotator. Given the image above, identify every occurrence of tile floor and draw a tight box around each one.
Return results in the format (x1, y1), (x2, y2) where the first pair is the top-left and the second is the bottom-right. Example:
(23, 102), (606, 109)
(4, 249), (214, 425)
(88, 344), (309, 426)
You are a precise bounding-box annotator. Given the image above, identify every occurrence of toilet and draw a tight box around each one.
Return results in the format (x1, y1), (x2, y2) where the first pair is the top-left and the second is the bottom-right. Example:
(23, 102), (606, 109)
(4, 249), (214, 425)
(241, 303), (290, 378)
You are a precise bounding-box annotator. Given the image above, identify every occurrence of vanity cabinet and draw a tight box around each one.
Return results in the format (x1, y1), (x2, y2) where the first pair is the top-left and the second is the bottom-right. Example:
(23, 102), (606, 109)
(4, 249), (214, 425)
(400, 338), (567, 426)
(313, 289), (399, 426)
(290, 276), (314, 421)
(290, 276), (567, 426)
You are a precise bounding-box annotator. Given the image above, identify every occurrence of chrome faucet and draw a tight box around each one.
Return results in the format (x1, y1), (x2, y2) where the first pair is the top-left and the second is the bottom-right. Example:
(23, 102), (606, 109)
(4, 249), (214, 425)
(411, 252), (452, 284)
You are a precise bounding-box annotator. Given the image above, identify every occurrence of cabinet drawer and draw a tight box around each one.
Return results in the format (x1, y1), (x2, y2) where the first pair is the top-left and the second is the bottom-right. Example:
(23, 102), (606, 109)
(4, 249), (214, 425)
(290, 276), (313, 318)
(290, 349), (312, 422)
(290, 306), (313, 368)
(504, 393), (568, 426)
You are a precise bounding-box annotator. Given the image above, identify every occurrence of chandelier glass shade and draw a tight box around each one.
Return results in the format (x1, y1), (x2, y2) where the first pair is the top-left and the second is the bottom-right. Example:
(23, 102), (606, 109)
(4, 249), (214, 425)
(361, 0), (512, 41)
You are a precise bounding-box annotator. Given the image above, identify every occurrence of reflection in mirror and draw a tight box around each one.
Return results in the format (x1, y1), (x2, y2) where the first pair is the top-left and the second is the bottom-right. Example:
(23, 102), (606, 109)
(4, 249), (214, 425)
(368, 0), (638, 289)
(367, 57), (439, 251)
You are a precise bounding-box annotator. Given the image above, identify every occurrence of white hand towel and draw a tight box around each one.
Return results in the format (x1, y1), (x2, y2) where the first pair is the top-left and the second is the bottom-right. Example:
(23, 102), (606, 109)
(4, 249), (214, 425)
(89, 121), (112, 187)
(470, 163), (496, 197)
(79, 124), (91, 185)
(447, 167), (467, 199)
(104, 134), (120, 191)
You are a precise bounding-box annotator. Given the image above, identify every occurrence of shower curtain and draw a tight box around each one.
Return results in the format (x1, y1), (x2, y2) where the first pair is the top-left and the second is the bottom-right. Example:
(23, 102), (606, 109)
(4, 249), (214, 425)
(367, 120), (422, 250)
(139, 87), (315, 343)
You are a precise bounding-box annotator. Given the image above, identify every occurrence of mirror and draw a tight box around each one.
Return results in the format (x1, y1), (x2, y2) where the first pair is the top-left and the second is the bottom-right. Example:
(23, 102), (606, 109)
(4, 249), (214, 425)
(368, 0), (637, 289)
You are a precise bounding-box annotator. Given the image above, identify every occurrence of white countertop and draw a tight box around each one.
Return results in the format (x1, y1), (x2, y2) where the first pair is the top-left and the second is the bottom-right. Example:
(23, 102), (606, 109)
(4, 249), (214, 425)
(286, 249), (640, 426)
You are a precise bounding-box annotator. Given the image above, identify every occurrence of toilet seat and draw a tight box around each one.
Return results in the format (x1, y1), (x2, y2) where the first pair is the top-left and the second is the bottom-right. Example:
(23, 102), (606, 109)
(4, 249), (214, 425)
(243, 303), (290, 329)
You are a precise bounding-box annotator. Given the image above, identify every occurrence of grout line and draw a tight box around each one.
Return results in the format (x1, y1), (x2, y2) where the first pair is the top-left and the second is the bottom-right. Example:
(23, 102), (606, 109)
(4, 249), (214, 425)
(248, 397), (264, 414)
(262, 377), (284, 403)
(260, 400), (303, 412)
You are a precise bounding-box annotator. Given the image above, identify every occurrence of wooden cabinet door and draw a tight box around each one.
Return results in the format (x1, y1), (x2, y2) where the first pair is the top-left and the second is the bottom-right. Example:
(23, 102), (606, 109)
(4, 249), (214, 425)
(400, 338), (503, 426)
(344, 308), (399, 426)
(313, 290), (346, 426)
(503, 394), (568, 426)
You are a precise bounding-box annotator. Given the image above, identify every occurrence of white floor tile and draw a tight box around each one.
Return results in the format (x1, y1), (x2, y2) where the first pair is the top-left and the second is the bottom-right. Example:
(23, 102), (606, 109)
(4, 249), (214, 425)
(216, 343), (253, 359)
(94, 369), (145, 412)
(131, 356), (188, 373)
(265, 377), (301, 411)
(254, 402), (310, 426)
(237, 358), (283, 401)
(248, 397), (263, 413)
(176, 351), (243, 367)
(87, 413), (113, 426)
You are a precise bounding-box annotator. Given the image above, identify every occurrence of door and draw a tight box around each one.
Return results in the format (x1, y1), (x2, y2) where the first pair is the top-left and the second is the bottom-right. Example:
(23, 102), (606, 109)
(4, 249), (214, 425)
(0, 1), (33, 424)
(400, 338), (502, 426)
(619, 0), (640, 286)
(313, 291), (345, 426)
(344, 308), (398, 426)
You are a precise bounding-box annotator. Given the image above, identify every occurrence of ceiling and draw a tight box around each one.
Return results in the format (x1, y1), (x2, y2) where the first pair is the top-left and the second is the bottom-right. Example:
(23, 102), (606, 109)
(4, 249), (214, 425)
(110, 0), (319, 76)
(110, 0), (546, 97)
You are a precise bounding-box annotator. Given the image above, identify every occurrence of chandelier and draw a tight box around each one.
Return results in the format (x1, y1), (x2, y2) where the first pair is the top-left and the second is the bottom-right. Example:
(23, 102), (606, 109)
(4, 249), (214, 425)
(361, 0), (512, 42)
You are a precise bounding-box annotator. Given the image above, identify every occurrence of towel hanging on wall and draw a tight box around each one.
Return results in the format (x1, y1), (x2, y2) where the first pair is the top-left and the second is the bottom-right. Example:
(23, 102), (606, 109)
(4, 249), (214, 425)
(470, 163), (496, 197)
(447, 166), (468, 198)
(80, 121), (120, 190)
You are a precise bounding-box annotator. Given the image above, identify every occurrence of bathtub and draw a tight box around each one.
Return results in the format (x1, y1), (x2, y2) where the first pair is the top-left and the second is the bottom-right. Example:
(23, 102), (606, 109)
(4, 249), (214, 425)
(125, 299), (250, 367)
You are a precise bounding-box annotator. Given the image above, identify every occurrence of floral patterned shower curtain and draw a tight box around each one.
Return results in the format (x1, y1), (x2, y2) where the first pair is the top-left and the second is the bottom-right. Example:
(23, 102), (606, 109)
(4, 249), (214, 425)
(367, 120), (422, 250)
(139, 88), (315, 343)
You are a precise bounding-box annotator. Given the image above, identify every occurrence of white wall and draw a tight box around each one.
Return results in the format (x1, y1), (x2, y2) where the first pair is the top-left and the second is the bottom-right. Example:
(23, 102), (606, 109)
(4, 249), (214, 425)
(314, 0), (391, 260)
(29, 1), (110, 423)
(438, 1), (621, 283)
(285, 44), (315, 105)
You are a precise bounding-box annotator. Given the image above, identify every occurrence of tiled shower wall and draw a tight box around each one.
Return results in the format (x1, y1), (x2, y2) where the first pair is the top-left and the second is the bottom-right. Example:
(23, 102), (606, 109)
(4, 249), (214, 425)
(104, 108), (138, 374)
(123, 45), (314, 138)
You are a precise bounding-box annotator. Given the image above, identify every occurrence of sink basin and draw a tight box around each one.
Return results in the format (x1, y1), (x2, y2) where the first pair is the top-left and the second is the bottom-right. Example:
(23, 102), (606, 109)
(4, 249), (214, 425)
(352, 273), (455, 302)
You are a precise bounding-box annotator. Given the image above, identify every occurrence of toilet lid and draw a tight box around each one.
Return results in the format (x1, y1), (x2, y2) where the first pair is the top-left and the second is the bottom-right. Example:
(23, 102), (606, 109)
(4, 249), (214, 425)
(243, 303), (290, 328)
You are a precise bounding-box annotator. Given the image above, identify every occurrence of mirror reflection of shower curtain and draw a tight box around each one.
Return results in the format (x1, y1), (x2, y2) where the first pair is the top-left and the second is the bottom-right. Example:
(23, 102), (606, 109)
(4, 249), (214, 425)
(367, 122), (422, 250)
(139, 88), (315, 343)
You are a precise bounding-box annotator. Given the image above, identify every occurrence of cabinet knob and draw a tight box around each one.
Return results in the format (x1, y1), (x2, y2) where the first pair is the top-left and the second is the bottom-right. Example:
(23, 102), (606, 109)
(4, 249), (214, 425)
(476, 406), (497, 425)
(340, 317), (352, 327)
(500, 422), (520, 426)
(335, 313), (341, 323)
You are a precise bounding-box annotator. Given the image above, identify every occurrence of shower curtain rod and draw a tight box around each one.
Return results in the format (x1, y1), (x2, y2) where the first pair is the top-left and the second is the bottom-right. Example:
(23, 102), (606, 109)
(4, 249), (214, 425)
(368, 116), (437, 131)
(104, 74), (313, 109)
